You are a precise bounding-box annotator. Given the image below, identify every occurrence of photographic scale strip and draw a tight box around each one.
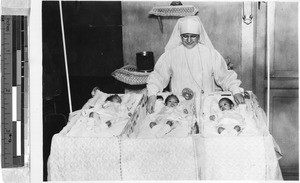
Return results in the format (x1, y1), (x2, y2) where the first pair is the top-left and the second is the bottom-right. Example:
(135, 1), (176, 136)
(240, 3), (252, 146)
(1, 15), (28, 168)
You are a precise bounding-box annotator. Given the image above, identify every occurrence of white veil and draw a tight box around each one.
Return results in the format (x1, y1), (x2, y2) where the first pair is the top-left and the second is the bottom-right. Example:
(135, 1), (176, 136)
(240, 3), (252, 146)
(164, 16), (215, 51)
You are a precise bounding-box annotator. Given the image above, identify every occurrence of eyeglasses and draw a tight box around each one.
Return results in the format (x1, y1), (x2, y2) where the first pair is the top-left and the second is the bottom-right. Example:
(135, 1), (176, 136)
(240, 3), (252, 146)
(181, 34), (199, 39)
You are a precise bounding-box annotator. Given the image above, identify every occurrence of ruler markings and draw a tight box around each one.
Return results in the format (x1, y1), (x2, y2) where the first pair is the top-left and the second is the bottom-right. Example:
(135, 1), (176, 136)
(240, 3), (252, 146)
(21, 62), (24, 77)
(12, 17), (16, 87)
(12, 122), (16, 160)
(17, 47), (22, 159)
(16, 16), (21, 51)
(17, 88), (21, 157)
(12, 87), (17, 121)
(21, 17), (26, 157)
(1, 15), (26, 167)
(17, 51), (21, 85)
(17, 86), (21, 120)
(12, 18), (16, 165)
(15, 16), (23, 165)
(21, 17), (24, 63)
(21, 15), (27, 166)
(2, 15), (12, 167)
(16, 121), (21, 156)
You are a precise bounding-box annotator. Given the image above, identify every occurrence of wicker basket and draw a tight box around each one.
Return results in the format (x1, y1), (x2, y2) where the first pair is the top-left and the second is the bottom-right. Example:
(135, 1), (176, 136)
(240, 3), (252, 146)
(149, 5), (198, 17)
(111, 65), (151, 85)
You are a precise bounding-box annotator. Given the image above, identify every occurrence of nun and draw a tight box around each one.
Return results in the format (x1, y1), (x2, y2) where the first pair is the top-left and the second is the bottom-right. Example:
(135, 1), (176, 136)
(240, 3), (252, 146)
(146, 16), (245, 114)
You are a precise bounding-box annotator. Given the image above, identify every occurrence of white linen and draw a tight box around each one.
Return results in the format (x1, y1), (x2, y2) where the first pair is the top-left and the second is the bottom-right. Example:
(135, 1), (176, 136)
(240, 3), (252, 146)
(193, 134), (283, 180)
(60, 91), (143, 137)
(47, 91), (283, 181)
(137, 93), (196, 138)
(48, 134), (283, 181)
(47, 134), (121, 181)
(201, 92), (267, 137)
(205, 136), (267, 180)
(121, 137), (198, 180)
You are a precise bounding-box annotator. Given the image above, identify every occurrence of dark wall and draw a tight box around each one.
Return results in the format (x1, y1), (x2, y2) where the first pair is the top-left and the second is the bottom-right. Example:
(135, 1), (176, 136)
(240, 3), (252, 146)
(42, 1), (124, 181)
(43, 1), (125, 111)
(61, 1), (123, 77)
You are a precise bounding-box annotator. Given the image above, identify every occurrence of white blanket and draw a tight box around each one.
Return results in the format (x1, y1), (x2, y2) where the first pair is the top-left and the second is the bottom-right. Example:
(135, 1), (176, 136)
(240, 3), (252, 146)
(194, 134), (283, 180)
(48, 134), (282, 181)
(59, 91), (143, 137)
(47, 134), (121, 181)
(201, 92), (269, 137)
(137, 93), (197, 138)
(47, 91), (282, 181)
(121, 137), (198, 180)
(138, 108), (194, 138)
(48, 134), (198, 181)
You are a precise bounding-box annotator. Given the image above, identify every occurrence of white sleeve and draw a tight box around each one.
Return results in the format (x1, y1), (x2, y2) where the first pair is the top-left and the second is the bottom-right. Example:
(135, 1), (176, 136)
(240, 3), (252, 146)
(212, 50), (242, 95)
(146, 52), (172, 96)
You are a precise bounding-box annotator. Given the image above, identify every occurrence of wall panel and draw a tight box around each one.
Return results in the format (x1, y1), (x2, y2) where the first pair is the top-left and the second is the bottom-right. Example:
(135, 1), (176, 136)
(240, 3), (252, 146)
(121, 1), (243, 78)
(269, 89), (299, 177)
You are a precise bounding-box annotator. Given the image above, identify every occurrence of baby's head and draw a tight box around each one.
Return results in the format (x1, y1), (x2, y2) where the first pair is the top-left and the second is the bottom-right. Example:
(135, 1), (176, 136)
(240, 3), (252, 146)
(105, 94), (122, 103)
(149, 122), (157, 128)
(218, 98), (234, 111)
(157, 95), (164, 101)
(165, 94), (179, 107)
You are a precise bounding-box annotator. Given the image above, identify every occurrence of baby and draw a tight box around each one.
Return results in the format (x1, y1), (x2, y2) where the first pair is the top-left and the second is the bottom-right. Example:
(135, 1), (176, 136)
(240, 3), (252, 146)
(105, 94), (122, 103)
(149, 94), (193, 137)
(210, 98), (245, 135)
(149, 94), (179, 130)
(165, 94), (179, 108)
(86, 94), (129, 130)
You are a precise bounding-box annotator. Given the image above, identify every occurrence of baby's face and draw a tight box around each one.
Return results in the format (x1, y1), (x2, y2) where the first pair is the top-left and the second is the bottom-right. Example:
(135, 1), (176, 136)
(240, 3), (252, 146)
(166, 97), (179, 107)
(112, 96), (122, 103)
(219, 100), (232, 111)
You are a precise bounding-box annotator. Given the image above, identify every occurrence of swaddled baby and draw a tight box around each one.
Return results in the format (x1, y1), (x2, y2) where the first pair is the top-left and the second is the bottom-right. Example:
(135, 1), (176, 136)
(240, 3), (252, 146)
(210, 98), (246, 136)
(149, 94), (190, 137)
(82, 94), (131, 132)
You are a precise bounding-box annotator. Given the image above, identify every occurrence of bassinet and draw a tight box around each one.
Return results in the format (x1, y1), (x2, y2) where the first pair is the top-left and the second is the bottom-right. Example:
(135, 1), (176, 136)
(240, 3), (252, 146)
(194, 91), (283, 180)
(58, 90), (145, 138)
(122, 92), (199, 138)
(47, 91), (148, 180)
(47, 91), (283, 181)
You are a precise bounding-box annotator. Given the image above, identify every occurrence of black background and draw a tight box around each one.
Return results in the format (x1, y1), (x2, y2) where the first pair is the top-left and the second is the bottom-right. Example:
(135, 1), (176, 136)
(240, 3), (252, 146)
(42, 1), (124, 180)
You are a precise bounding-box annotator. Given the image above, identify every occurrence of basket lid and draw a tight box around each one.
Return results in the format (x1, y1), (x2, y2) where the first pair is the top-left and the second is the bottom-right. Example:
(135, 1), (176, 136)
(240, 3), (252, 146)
(111, 65), (151, 85)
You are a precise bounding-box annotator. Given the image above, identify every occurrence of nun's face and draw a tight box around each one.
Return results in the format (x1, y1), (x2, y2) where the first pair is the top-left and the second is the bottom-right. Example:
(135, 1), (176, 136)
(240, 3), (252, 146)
(181, 33), (200, 49)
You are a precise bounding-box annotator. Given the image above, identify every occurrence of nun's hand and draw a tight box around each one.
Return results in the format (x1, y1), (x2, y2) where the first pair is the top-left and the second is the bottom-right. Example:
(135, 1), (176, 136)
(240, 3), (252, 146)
(146, 95), (156, 114)
(233, 93), (245, 104)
